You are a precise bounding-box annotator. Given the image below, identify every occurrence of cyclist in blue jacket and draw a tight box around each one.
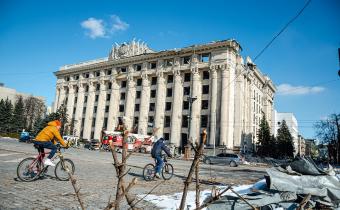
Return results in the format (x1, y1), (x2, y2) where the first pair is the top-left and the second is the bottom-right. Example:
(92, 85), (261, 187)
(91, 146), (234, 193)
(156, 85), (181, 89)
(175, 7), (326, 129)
(151, 137), (172, 178)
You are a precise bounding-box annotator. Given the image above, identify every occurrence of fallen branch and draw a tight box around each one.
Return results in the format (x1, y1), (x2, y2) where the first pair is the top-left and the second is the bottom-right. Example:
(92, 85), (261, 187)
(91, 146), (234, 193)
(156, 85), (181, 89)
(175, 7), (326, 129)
(297, 193), (311, 210)
(229, 188), (258, 210)
(195, 186), (231, 210)
(65, 167), (85, 210)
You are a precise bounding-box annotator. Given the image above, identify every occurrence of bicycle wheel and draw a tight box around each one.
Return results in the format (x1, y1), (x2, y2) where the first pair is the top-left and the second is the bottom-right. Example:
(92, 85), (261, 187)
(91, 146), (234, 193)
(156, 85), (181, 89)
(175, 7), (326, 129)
(54, 158), (75, 181)
(143, 163), (155, 181)
(17, 157), (42, 182)
(162, 163), (174, 180)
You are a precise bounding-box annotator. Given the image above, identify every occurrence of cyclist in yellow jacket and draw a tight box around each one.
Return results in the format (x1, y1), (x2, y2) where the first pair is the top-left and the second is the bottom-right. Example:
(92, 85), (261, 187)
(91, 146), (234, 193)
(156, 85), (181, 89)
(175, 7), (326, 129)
(34, 120), (67, 166)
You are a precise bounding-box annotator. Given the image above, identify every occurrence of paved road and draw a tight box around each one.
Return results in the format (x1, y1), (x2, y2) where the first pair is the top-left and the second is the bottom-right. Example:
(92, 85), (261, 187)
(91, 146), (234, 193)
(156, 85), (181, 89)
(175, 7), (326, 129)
(0, 138), (267, 209)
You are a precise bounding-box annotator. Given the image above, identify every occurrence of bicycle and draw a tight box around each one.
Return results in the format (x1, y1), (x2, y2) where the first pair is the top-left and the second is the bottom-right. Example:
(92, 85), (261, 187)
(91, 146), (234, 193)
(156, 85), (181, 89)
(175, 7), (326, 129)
(143, 155), (174, 181)
(17, 143), (75, 182)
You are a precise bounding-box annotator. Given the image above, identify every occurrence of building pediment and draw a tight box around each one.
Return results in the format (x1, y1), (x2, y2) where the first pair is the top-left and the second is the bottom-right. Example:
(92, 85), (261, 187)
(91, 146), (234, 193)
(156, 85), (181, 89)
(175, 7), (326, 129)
(108, 39), (155, 60)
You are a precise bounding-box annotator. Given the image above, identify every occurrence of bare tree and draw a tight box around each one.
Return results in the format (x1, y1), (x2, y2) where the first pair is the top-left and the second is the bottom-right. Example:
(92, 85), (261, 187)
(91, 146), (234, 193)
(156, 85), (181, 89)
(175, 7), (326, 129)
(23, 96), (46, 131)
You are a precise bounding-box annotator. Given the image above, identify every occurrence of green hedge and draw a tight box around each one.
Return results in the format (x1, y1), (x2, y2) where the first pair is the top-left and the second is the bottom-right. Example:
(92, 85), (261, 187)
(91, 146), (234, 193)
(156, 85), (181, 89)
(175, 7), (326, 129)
(0, 133), (20, 139)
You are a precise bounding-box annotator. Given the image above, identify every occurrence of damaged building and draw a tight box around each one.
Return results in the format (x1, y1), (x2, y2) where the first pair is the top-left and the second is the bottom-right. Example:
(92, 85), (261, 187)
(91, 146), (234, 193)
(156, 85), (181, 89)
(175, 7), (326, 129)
(53, 39), (275, 152)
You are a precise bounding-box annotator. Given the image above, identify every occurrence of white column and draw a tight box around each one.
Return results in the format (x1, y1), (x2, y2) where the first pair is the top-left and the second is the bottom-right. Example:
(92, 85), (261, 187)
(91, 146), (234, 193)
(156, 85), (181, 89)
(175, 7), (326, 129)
(154, 71), (166, 138)
(66, 84), (75, 122)
(233, 64), (244, 147)
(57, 85), (66, 109)
(53, 85), (60, 112)
(227, 64), (235, 149)
(124, 76), (136, 130)
(220, 65), (229, 147)
(107, 79), (120, 131)
(209, 67), (218, 146)
(189, 67), (202, 143)
(170, 70), (183, 146)
(74, 83), (85, 138)
(83, 82), (95, 140)
(94, 80), (107, 139)
(138, 72), (150, 135)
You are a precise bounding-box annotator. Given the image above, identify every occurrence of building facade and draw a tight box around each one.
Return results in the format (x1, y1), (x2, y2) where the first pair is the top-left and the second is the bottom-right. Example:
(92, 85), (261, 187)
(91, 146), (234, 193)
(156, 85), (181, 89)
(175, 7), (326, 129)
(0, 83), (45, 103)
(54, 39), (275, 151)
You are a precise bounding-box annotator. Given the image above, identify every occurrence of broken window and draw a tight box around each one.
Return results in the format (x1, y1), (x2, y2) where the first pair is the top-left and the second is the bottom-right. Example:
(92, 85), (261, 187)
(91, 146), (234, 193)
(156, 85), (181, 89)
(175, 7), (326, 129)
(136, 90), (141, 99)
(106, 69), (112, 75)
(106, 94), (111, 101)
(134, 117), (139, 125)
(107, 82), (112, 90)
(121, 80), (127, 88)
(167, 75), (173, 83)
(74, 75), (79, 80)
(203, 71), (209, 80)
(164, 133), (170, 140)
(135, 64), (142, 71)
(120, 92), (126, 100)
(65, 76), (70, 81)
(183, 101), (189, 110)
(84, 96), (88, 103)
(182, 115), (188, 128)
(96, 84), (100, 91)
(95, 71), (100, 77)
(202, 85), (209, 94)
(92, 119), (96, 127)
(201, 100), (209, 109)
(84, 72), (90, 78)
(82, 107), (86, 114)
(93, 106), (97, 114)
(182, 56), (191, 65)
(104, 117), (108, 129)
(201, 115), (208, 127)
(137, 79), (142, 86)
(105, 105), (109, 113)
(85, 85), (89, 92)
(95, 95), (99, 102)
(165, 59), (173, 67)
(200, 53), (210, 63)
(120, 67), (127, 73)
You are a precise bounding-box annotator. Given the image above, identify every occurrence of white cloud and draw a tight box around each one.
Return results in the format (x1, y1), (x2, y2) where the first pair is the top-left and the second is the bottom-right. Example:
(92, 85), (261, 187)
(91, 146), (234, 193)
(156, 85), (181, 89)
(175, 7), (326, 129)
(110, 15), (129, 32)
(277, 83), (326, 95)
(81, 15), (129, 39)
(81, 18), (106, 39)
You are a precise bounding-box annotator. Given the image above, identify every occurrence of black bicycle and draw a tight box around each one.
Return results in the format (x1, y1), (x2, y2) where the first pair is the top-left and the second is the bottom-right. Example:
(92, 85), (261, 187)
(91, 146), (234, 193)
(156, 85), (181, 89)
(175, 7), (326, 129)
(143, 155), (174, 181)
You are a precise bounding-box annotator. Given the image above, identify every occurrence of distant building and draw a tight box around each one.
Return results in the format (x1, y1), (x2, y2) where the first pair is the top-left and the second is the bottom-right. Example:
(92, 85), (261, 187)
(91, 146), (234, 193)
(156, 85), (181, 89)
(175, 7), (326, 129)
(304, 139), (315, 157)
(0, 83), (45, 103)
(272, 111), (299, 154)
(53, 39), (276, 151)
(297, 134), (306, 156)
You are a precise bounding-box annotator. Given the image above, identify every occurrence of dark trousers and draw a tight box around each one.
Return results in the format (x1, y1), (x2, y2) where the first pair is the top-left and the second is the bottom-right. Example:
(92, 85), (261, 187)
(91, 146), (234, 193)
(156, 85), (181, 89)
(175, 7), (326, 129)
(33, 141), (57, 159)
(155, 156), (164, 174)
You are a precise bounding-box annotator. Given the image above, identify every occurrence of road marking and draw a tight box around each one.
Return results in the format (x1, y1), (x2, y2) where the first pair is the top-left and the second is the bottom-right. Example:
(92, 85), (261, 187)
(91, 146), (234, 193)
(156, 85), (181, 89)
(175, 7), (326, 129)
(0, 153), (20, 157)
(2, 158), (24, 163)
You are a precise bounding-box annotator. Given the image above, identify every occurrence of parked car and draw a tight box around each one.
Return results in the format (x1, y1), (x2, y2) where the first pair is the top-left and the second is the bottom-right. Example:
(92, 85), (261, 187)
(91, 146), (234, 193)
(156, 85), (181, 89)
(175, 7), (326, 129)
(203, 153), (242, 167)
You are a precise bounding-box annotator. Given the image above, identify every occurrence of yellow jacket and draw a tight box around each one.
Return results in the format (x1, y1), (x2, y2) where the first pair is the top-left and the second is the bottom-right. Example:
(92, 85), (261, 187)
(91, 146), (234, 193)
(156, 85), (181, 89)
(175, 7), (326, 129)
(35, 121), (67, 147)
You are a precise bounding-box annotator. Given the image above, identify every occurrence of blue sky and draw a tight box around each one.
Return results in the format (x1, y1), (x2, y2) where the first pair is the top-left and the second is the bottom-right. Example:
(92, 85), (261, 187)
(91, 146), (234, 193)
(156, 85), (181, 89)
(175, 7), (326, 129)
(0, 0), (339, 139)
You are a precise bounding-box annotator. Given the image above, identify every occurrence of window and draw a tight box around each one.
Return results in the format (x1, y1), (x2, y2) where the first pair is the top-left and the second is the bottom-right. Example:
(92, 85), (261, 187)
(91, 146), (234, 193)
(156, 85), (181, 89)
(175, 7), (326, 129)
(106, 94), (111, 101)
(107, 69), (112, 75)
(91, 131), (94, 139)
(150, 89), (156, 98)
(65, 97), (68, 105)
(95, 71), (100, 77)
(164, 116), (171, 127)
(105, 105), (109, 113)
(93, 106), (97, 113)
(200, 53), (210, 63)
(84, 96), (88, 103)
(65, 76), (70, 81)
(182, 115), (188, 128)
(182, 56), (191, 64)
(202, 85), (209, 94)
(137, 79), (142, 86)
(120, 92), (126, 100)
(184, 73), (191, 82)
(201, 115), (208, 127)
(167, 88), (172, 97)
(81, 118), (85, 126)
(183, 86), (190, 95)
(95, 95), (99, 102)
(164, 133), (170, 140)
(183, 101), (189, 110)
(92, 118), (96, 127)
(165, 59), (173, 67)
(119, 105), (124, 112)
(74, 97), (78, 104)
(201, 100), (209, 109)
(85, 85), (89, 92)
(135, 64), (142, 71)
(104, 117), (108, 129)
(73, 107), (76, 115)
(121, 80), (127, 88)
(165, 102), (171, 111)
(96, 84), (100, 91)
(75, 87), (79, 93)
(83, 107), (86, 114)
(149, 103), (155, 111)
(120, 67), (127, 73)
(151, 77), (157, 85)
(203, 71), (209, 80)
(84, 72), (90, 78)
(74, 75), (79, 80)
(150, 62), (157, 69)
(134, 117), (139, 125)
(167, 75), (173, 83)
(136, 91), (141, 99)
(108, 82), (112, 90)
(148, 116), (154, 123)
(135, 104), (140, 112)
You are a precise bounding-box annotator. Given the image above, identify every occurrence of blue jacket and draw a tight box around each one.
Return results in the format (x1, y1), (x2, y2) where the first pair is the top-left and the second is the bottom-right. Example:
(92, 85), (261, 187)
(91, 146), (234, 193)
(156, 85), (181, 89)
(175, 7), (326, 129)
(151, 138), (171, 158)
